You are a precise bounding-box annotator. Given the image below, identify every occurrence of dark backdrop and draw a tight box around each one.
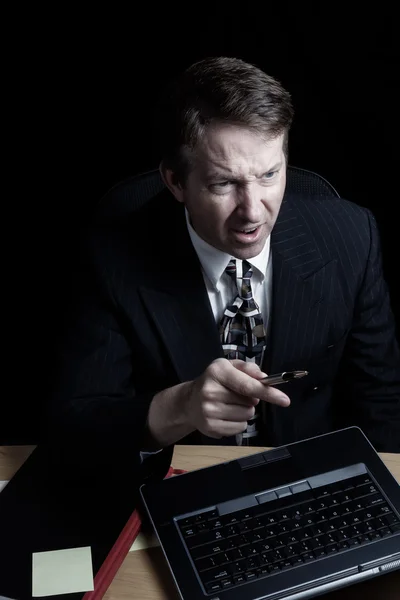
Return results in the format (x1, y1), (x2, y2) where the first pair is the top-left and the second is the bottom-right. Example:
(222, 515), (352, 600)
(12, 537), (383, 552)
(3, 7), (399, 442)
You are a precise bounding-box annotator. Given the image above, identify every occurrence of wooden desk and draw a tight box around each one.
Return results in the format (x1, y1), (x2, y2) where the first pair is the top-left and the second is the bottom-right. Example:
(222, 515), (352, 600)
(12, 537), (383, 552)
(1, 445), (399, 599)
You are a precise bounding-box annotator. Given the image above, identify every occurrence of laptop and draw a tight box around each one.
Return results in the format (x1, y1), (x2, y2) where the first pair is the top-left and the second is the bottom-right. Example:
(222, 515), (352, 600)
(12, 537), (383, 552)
(140, 427), (400, 600)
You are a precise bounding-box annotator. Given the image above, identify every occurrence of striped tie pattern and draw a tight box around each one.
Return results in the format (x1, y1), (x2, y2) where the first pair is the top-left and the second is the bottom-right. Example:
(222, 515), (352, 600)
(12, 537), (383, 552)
(219, 259), (266, 444)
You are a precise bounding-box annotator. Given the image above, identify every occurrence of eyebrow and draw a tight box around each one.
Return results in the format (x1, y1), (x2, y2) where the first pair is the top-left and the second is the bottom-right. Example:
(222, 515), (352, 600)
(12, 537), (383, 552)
(207, 162), (283, 181)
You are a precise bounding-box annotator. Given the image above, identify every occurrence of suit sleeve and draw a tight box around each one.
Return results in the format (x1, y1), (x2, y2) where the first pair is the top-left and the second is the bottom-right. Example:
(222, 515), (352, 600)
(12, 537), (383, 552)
(336, 210), (400, 452)
(47, 240), (173, 483)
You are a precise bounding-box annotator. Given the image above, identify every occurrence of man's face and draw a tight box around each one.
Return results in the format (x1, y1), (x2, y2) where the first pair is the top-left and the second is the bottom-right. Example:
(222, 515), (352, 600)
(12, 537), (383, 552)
(172, 123), (287, 259)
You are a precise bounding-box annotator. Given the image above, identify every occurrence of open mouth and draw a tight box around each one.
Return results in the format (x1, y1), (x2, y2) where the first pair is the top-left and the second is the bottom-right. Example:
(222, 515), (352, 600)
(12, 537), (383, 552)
(234, 227), (258, 235)
(239, 227), (257, 234)
(231, 225), (262, 244)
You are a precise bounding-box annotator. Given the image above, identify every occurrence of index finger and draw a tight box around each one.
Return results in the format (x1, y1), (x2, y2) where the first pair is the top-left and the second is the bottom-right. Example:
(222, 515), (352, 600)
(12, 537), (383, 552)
(221, 361), (290, 407)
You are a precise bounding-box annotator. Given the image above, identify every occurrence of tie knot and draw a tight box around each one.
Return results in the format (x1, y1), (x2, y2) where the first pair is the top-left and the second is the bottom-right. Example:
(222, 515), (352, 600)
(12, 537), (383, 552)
(225, 259), (253, 281)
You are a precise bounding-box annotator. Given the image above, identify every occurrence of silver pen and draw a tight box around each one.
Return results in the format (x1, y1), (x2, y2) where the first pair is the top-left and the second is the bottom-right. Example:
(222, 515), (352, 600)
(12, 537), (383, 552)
(261, 370), (308, 386)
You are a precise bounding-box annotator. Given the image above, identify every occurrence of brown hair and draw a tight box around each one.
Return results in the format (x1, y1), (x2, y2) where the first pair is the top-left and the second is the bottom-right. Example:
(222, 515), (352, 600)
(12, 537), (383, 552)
(154, 56), (294, 184)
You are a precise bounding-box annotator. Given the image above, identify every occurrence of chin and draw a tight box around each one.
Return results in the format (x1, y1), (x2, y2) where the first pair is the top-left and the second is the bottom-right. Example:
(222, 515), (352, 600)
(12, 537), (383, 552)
(231, 245), (264, 260)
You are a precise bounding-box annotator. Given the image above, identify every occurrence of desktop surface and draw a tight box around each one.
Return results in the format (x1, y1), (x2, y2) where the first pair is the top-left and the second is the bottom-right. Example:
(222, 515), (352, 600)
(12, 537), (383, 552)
(0, 445), (399, 599)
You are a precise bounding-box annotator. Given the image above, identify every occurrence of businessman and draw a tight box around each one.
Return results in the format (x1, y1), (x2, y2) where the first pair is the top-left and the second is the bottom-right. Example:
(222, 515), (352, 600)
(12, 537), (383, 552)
(51, 57), (400, 483)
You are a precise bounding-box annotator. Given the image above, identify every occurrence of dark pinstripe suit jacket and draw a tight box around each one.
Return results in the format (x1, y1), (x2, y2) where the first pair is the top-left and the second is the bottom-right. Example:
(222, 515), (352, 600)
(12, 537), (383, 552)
(52, 189), (400, 481)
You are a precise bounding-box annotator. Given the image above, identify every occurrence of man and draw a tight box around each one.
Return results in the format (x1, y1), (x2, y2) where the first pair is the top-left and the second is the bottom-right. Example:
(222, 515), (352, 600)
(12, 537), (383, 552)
(51, 57), (400, 484)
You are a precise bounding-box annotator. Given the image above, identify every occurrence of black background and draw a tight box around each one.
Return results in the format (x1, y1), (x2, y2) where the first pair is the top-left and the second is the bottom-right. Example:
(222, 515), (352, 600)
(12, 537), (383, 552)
(3, 7), (399, 442)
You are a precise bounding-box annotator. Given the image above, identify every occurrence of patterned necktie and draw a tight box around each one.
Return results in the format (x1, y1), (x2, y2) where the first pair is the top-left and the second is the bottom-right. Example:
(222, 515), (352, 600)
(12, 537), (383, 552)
(219, 259), (267, 444)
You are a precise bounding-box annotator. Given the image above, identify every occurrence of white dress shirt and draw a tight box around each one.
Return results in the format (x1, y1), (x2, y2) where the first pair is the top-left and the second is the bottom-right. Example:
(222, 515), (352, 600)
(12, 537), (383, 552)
(185, 209), (273, 335)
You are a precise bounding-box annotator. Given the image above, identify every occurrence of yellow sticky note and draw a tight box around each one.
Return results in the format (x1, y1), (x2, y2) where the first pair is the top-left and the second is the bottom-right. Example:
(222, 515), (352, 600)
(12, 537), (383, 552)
(32, 546), (94, 597)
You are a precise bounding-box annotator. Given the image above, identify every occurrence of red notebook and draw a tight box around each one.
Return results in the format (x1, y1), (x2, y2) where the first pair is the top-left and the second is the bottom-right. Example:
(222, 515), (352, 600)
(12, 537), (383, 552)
(82, 466), (186, 600)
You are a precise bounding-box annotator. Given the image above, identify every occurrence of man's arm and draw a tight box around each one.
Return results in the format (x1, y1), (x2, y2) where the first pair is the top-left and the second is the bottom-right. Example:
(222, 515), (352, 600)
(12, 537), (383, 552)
(335, 210), (400, 452)
(48, 254), (173, 483)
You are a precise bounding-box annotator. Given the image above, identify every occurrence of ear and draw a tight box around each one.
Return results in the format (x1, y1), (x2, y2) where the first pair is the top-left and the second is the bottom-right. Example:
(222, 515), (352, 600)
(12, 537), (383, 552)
(159, 162), (185, 203)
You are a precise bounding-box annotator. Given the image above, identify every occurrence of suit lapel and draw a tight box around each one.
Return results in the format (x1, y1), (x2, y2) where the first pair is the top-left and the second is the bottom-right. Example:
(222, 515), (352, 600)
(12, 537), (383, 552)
(138, 199), (223, 383)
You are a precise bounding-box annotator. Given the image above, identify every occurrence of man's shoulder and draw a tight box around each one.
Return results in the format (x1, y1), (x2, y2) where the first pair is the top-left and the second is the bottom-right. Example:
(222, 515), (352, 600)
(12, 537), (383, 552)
(282, 192), (373, 239)
(284, 191), (370, 221)
(279, 192), (375, 265)
(83, 189), (185, 268)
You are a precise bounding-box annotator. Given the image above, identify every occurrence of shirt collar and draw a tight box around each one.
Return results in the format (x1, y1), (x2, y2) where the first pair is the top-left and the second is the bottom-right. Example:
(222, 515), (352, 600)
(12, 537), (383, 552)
(185, 209), (270, 290)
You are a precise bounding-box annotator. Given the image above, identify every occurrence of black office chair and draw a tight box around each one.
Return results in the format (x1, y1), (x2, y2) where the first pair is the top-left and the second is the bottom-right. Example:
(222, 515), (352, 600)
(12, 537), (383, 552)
(96, 165), (340, 218)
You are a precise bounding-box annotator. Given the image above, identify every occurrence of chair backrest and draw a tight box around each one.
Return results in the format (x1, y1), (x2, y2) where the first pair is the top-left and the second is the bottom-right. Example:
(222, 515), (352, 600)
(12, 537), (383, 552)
(95, 166), (340, 218)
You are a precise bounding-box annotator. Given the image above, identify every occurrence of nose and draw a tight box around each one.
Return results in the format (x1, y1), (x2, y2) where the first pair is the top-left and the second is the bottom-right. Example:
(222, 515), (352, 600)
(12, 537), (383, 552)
(235, 183), (265, 223)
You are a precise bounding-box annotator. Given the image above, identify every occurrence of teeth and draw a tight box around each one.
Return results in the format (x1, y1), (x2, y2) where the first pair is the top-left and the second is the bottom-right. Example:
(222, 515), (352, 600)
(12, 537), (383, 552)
(241, 228), (256, 233)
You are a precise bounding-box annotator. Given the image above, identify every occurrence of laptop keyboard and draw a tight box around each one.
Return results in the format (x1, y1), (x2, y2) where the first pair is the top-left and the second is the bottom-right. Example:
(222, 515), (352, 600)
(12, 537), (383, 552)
(177, 473), (400, 595)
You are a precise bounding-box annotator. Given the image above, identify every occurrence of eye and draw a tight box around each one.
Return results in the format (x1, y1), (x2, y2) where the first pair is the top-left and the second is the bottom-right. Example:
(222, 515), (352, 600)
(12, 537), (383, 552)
(209, 181), (233, 193)
(263, 170), (277, 180)
(214, 181), (231, 188)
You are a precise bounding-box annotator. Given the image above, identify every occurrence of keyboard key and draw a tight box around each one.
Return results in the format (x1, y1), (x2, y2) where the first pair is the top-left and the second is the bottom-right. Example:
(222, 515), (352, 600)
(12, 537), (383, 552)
(179, 516), (195, 528)
(231, 560), (246, 574)
(286, 544), (301, 557)
(365, 495), (385, 508)
(351, 475), (372, 487)
(337, 541), (349, 550)
(257, 566), (271, 576)
(328, 497), (341, 507)
(205, 581), (221, 593)
(187, 529), (225, 548)
(347, 537), (360, 547)
(316, 488), (330, 499)
(191, 540), (229, 559)
(225, 524), (240, 537)
(203, 565), (232, 583)
(270, 564), (281, 573)
(353, 483), (378, 499)
(244, 546), (259, 557)
(209, 518), (224, 529)
(196, 554), (227, 571)
(358, 534), (370, 544)
(300, 540), (313, 553)
(260, 552), (274, 566)
(375, 505), (391, 515)
(336, 492), (353, 504)
(182, 526), (197, 537)
(245, 556), (260, 570)
(385, 513), (399, 527)
(235, 508), (254, 521)
(302, 552), (315, 562)
(303, 501), (317, 514)
(256, 540), (276, 553)
(250, 529), (265, 542)
(221, 514), (240, 525)
(336, 529), (350, 542)
(226, 548), (244, 561)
